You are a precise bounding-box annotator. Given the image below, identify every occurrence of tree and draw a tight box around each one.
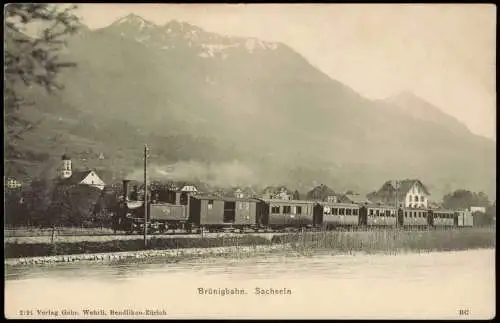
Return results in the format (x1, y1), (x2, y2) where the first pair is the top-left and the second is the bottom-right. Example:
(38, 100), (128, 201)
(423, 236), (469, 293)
(92, 186), (120, 227)
(474, 191), (491, 208)
(442, 189), (491, 210)
(4, 188), (24, 227)
(22, 177), (58, 226)
(47, 184), (103, 227)
(292, 190), (301, 200)
(4, 4), (80, 152)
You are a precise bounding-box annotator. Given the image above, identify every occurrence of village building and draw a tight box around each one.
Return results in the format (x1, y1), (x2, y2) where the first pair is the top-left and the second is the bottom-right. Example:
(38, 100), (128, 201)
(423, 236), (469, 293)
(368, 179), (430, 208)
(427, 201), (442, 209)
(5, 177), (23, 189)
(261, 186), (292, 200)
(338, 193), (373, 205)
(229, 187), (258, 199)
(470, 206), (487, 214)
(306, 184), (337, 202)
(180, 185), (198, 194)
(58, 154), (106, 190)
(234, 188), (245, 199)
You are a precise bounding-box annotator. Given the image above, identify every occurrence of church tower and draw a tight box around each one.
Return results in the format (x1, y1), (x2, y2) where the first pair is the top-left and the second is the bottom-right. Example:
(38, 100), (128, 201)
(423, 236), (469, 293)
(60, 154), (72, 179)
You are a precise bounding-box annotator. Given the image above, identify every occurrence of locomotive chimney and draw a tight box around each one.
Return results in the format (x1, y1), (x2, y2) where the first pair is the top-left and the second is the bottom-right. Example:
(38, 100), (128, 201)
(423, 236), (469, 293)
(123, 179), (130, 201)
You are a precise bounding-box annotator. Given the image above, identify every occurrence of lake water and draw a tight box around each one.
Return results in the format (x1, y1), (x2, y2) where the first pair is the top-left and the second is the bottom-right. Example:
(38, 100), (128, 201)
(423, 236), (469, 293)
(5, 248), (495, 319)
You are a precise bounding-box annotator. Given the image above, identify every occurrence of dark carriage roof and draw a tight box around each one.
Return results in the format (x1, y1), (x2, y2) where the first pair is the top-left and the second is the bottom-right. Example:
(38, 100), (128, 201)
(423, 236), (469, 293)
(317, 201), (361, 208)
(192, 195), (261, 203)
(365, 204), (397, 209)
(431, 209), (455, 213)
(149, 202), (183, 207)
(400, 206), (428, 211)
(259, 198), (317, 205)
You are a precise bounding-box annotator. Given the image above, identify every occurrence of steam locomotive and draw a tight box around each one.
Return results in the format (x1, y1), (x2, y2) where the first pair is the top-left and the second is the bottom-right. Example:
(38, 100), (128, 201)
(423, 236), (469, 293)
(113, 180), (474, 234)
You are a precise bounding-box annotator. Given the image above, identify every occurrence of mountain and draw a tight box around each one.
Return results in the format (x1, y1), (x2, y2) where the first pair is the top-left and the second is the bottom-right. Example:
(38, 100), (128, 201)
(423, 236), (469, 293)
(5, 15), (496, 200)
(381, 91), (471, 136)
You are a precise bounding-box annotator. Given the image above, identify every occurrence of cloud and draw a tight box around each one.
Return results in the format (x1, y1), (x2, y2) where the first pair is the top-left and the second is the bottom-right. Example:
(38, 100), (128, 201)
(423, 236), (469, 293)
(125, 159), (265, 188)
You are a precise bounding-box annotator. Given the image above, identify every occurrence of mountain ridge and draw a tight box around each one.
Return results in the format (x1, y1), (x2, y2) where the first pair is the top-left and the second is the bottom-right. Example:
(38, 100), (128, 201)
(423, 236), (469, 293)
(5, 14), (496, 200)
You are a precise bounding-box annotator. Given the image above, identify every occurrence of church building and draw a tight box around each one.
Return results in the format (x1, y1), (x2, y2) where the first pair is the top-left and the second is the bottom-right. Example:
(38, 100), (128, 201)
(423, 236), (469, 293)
(57, 154), (106, 190)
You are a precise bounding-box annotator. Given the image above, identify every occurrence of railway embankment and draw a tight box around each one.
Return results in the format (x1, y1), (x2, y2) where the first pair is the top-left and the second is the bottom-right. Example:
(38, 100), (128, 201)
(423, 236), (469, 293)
(4, 227), (495, 266)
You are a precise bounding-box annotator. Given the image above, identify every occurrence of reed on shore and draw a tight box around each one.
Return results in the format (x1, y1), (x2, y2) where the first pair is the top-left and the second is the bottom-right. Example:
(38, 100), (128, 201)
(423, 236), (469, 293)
(274, 227), (495, 254)
(4, 227), (494, 260)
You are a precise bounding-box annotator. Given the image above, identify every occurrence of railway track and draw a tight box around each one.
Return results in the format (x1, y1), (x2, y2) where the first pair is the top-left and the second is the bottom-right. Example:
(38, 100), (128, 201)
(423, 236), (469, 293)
(4, 231), (285, 244)
(5, 225), (470, 244)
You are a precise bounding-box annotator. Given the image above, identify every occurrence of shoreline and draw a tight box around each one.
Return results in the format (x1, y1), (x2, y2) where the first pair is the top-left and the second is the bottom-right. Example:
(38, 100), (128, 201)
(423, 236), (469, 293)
(4, 227), (495, 267)
(4, 244), (294, 266)
(5, 244), (495, 268)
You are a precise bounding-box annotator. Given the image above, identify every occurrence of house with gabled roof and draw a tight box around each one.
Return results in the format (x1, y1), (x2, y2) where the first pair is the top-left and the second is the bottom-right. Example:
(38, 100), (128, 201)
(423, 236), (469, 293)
(261, 186), (292, 200)
(306, 184), (337, 202)
(57, 154), (106, 190)
(338, 193), (373, 205)
(230, 186), (258, 199)
(369, 179), (430, 208)
(180, 185), (198, 193)
(5, 177), (23, 190)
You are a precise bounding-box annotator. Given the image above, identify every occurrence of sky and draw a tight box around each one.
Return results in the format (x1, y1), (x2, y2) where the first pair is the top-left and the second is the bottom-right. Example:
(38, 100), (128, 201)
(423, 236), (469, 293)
(73, 3), (496, 140)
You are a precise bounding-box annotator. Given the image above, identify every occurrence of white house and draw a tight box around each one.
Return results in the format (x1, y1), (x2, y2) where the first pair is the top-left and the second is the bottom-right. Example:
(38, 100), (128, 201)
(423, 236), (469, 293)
(234, 188), (244, 199)
(401, 180), (430, 208)
(5, 177), (22, 189)
(58, 154), (106, 190)
(180, 185), (198, 193)
(262, 186), (292, 200)
(470, 206), (486, 213)
(371, 179), (431, 208)
(275, 188), (292, 200)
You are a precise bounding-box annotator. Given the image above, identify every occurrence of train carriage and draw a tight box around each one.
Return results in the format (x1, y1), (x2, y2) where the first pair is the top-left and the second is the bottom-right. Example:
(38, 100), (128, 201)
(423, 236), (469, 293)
(314, 202), (361, 229)
(148, 203), (189, 231)
(455, 210), (474, 227)
(189, 196), (260, 231)
(360, 204), (397, 228)
(258, 199), (315, 229)
(400, 207), (430, 228)
(430, 209), (456, 228)
(112, 178), (478, 235)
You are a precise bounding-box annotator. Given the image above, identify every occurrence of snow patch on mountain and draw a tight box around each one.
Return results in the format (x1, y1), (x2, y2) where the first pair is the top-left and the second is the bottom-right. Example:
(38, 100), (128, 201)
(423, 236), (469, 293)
(103, 15), (281, 58)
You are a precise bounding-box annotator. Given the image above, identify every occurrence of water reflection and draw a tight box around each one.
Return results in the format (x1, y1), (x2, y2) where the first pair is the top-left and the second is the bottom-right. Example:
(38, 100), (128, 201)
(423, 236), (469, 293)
(5, 249), (495, 282)
(5, 249), (496, 319)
